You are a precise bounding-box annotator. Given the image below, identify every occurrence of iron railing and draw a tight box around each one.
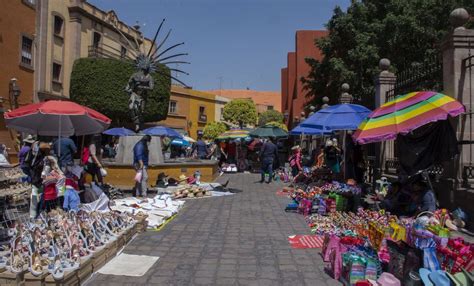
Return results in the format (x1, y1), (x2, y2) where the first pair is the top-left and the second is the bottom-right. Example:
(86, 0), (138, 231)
(88, 44), (133, 61)
(461, 41), (474, 185)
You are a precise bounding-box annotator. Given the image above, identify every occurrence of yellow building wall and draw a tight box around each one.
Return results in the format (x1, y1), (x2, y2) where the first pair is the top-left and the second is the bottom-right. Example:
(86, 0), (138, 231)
(168, 86), (217, 140)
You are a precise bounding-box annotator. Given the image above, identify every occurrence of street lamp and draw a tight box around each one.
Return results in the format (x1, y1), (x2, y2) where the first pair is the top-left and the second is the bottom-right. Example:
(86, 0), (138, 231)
(9, 78), (21, 109)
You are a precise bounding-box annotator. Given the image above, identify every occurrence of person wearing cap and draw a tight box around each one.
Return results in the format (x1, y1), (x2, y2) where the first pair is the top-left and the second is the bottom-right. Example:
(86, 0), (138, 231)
(133, 135), (151, 197)
(18, 135), (35, 178)
(324, 139), (342, 174)
(259, 137), (279, 183)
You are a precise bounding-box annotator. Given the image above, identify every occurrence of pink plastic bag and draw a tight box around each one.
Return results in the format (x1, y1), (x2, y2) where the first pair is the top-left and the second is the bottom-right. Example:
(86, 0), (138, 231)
(134, 171), (142, 183)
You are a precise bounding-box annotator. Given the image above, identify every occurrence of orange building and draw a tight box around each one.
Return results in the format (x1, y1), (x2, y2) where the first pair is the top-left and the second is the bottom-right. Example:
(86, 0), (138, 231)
(207, 89), (281, 113)
(282, 30), (327, 128)
(0, 0), (37, 151)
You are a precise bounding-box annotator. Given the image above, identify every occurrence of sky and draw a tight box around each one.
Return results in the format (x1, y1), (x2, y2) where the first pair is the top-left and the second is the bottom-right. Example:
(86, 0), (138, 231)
(89, 0), (349, 92)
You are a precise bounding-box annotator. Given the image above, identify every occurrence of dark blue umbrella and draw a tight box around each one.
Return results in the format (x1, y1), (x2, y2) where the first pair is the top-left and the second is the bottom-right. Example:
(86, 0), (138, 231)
(142, 126), (183, 138)
(103, 127), (135, 136)
(301, 104), (371, 131)
(289, 125), (331, 135)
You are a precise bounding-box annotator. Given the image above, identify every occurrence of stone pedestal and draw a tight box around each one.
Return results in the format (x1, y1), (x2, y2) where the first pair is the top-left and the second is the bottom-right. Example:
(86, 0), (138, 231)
(115, 135), (163, 165)
(441, 28), (474, 189)
(373, 60), (397, 182)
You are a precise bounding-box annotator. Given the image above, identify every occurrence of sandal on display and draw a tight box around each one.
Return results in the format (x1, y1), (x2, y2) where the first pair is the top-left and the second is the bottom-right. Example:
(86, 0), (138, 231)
(29, 251), (43, 277)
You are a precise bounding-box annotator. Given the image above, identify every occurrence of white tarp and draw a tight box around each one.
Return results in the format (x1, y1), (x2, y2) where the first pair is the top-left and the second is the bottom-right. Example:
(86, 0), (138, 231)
(98, 253), (159, 276)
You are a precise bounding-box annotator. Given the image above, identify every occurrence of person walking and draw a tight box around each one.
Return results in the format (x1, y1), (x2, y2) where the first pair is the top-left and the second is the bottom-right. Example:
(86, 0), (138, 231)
(84, 134), (104, 185)
(193, 134), (209, 160)
(133, 135), (151, 197)
(52, 136), (77, 171)
(259, 137), (279, 183)
(289, 145), (303, 177)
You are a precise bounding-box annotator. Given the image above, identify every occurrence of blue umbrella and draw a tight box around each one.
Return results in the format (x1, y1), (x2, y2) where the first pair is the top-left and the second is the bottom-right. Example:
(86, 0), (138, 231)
(103, 127), (135, 136)
(170, 138), (191, 146)
(142, 126), (183, 138)
(289, 125), (332, 135)
(301, 104), (371, 131)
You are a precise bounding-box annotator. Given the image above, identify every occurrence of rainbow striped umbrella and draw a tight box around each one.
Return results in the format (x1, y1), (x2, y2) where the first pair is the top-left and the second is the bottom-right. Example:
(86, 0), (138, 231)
(353, 91), (465, 145)
(217, 129), (249, 140)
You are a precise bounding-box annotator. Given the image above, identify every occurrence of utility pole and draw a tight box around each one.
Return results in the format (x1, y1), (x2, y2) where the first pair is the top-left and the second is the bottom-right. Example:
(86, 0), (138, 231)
(217, 76), (223, 96)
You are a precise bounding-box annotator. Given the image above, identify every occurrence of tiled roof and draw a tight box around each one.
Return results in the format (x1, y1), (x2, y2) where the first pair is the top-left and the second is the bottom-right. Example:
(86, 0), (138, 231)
(207, 89), (281, 111)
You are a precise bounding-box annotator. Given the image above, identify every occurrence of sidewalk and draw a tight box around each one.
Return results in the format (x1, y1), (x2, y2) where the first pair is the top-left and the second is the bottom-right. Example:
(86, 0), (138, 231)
(87, 173), (340, 286)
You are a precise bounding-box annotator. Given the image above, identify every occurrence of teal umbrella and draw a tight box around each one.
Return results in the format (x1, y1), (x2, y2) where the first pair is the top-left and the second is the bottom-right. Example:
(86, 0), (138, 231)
(249, 125), (288, 138)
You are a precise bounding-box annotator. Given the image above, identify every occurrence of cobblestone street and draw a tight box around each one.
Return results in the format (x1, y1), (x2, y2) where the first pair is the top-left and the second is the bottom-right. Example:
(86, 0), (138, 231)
(87, 173), (340, 286)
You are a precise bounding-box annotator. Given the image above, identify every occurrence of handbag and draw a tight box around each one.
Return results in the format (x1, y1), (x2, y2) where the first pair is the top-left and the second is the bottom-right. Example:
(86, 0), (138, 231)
(323, 234), (341, 262)
(341, 252), (367, 285)
(387, 239), (409, 280)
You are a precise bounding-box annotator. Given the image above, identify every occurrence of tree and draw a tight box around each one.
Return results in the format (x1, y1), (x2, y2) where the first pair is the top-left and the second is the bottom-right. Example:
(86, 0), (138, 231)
(302, 1), (474, 109)
(258, 110), (284, 126)
(222, 99), (258, 127)
(266, 121), (288, 131)
(203, 122), (227, 140)
(70, 58), (171, 125)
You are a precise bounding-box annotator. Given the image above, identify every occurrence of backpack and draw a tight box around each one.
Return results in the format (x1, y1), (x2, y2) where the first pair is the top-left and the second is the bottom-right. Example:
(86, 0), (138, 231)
(81, 146), (90, 165)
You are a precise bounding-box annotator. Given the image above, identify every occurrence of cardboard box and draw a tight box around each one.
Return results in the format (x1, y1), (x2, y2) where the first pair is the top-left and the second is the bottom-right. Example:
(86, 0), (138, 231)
(91, 247), (107, 272)
(24, 271), (49, 286)
(0, 269), (25, 285)
(44, 269), (78, 286)
(77, 257), (93, 284)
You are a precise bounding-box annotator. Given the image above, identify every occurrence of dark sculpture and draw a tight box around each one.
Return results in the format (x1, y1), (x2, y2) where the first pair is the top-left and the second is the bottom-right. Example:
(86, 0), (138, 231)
(110, 18), (189, 131)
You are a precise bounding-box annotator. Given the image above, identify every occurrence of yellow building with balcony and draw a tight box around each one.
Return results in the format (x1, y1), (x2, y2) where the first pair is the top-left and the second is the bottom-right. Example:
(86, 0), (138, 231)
(164, 85), (216, 140)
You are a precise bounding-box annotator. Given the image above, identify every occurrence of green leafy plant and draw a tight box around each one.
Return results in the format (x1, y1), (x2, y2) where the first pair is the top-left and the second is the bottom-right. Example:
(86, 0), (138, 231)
(203, 121), (227, 140)
(302, 1), (474, 108)
(222, 99), (258, 127)
(258, 110), (284, 126)
(266, 121), (288, 131)
(70, 58), (171, 125)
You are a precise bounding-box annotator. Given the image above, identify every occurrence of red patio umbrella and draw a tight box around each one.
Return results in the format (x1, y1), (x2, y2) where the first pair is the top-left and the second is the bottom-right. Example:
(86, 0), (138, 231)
(4, 100), (111, 136)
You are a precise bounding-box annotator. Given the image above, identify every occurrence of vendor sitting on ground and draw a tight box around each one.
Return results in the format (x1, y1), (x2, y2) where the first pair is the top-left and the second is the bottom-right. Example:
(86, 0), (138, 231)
(411, 179), (437, 213)
(379, 181), (411, 216)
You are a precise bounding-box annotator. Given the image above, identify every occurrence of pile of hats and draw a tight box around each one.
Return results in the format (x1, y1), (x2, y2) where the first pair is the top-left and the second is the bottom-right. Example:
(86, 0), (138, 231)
(172, 185), (210, 199)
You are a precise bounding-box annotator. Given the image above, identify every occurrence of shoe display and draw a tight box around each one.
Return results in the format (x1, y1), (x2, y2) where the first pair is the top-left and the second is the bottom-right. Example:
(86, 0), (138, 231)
(0, 208), (137, 277)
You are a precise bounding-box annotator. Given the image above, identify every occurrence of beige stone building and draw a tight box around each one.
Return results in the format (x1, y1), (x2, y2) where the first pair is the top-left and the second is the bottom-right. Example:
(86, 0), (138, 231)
(35, 0), (153, 100)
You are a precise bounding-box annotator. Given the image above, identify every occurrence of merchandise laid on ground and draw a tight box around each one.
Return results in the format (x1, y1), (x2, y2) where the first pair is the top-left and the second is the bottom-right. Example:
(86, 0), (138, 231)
(281, 181), (474, 286)
(0, 208), (145, 285)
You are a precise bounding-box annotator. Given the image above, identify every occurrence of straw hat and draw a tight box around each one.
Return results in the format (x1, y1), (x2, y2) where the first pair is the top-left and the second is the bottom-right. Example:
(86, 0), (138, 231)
(291, 145), (300, 151)
(23, 135), (35, 144)
(178, 174), (188, 182)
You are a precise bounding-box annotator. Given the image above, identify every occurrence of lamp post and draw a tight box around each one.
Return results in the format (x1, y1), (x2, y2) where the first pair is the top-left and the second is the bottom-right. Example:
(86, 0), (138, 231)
(9, 78), (21, 109)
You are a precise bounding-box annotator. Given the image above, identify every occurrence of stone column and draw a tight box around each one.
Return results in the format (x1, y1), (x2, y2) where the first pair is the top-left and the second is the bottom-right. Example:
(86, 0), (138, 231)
(373, 59), (396, 181)
(441, 8), (474, 190)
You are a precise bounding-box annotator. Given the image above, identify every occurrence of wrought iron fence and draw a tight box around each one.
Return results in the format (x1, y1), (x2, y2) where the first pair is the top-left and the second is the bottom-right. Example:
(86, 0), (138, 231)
(461, 41), (474, 186)
(383, 55), (444, 175)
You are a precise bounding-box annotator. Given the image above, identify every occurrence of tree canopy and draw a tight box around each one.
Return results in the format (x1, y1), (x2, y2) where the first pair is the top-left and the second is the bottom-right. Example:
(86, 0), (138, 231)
(70, 58), (171, 125)
(266, 121), (288, 131)
(302, 1), (474, 108)
(203, 121), (227, 140)
(258, 110), (284, 126)
(222, 99), (258, 127)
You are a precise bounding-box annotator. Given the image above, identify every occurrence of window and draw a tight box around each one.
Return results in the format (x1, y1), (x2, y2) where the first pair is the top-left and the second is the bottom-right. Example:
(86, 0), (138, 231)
(93, 32), (101, 48)
(54, 16), (63, 36)
(52, 63), (62, 82)
(199, 106), (205, 116)
(169, 101), (177, 113)
(267, 105), (274, 110)
(120, 46), (127, 59)
(21, 36), (33, 67)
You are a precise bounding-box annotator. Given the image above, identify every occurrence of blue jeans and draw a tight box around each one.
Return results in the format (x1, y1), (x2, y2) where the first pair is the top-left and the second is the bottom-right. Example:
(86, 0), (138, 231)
(261, 159), (273, 183)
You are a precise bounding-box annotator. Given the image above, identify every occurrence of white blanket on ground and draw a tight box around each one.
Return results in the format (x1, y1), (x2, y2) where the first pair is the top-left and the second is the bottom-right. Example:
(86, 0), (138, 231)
(98, 253), (159, 276)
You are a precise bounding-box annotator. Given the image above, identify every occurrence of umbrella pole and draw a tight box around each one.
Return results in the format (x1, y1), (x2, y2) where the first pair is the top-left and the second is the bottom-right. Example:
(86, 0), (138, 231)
(58, 114), (61, 159)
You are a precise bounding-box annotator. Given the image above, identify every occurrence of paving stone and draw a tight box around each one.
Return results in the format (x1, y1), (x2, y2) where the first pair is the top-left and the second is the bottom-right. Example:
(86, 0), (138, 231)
(87, 173), (340, 285)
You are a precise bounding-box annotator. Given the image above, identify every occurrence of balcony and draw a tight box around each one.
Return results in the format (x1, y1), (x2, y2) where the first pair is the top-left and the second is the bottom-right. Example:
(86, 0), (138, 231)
(88, 45), (132, 61)
(198, 114), (207, 123)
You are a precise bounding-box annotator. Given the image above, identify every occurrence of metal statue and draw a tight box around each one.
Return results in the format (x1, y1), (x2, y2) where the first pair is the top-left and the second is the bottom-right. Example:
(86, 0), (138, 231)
(108, 18), (190, 131)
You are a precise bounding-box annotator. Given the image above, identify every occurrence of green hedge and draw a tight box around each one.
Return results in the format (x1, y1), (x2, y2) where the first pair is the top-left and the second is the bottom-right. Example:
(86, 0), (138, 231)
(70, 58), (171, 125)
